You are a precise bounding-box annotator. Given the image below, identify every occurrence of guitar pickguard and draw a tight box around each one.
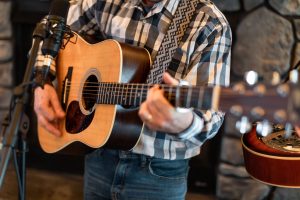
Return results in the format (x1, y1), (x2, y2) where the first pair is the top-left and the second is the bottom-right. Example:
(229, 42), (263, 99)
(65, 101), (95, 133)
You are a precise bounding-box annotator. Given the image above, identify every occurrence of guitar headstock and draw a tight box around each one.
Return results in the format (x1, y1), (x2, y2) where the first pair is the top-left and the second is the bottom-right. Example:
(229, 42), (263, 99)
(219, 74), (300, 136)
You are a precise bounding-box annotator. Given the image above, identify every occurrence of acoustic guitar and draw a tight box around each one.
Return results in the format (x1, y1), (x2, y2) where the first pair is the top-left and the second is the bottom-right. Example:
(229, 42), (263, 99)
(37, 32), (300, 154)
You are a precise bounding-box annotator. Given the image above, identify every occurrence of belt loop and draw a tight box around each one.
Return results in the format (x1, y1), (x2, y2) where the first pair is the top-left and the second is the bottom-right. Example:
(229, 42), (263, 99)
(140, 155), (147, 167)
(119, 150), (125, 158)
(119, 150), (131, 158)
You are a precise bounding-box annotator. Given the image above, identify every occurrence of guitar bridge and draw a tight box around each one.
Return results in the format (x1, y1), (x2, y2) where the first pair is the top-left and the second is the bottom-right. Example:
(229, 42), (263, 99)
(61, 67), (73, 110)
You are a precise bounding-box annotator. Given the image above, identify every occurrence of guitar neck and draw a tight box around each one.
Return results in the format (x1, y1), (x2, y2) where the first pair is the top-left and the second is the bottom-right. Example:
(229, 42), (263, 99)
(88, 81), (300, 125)
(95, 83), (216, 110)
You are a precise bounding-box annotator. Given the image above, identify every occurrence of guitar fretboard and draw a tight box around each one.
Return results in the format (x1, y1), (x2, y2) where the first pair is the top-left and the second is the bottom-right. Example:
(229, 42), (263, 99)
(92, 83), (213, 110)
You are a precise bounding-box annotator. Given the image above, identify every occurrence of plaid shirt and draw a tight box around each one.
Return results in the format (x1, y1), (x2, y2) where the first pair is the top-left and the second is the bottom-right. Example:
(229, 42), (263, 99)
(39, 0), (231, 159)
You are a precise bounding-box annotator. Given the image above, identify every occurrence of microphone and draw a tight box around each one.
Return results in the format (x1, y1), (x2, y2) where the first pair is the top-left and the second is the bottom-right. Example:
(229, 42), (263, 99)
(41, 0), (70, 67)
(33, 0), (70, 88)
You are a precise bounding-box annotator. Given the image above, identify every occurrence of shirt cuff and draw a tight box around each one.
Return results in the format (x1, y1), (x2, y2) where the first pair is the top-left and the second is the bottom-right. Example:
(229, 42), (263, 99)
(177, 112), (204, 140)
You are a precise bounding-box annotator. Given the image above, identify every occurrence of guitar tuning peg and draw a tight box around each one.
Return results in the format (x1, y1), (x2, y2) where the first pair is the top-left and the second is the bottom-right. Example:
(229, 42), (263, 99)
(230, 105), (243, 117)
(232, 83), (246, 94)
(253, 84), (266, 96)
(251, 106), (265, 119)
(274, 109), (287, 123)
(256, 120), (273, 137)
(270, 71), (281, 85)
(262, 66), (281, 85)
(236, 116), (252, 134)
(284, 123), (293, 139)
(276, 84), (290, 97)
(244, 70), (258, 86)
(289, 69), (299, 84)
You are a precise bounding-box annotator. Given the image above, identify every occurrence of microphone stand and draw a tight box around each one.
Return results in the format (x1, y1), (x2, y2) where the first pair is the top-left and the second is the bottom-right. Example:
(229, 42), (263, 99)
(0, 21), (48, 200)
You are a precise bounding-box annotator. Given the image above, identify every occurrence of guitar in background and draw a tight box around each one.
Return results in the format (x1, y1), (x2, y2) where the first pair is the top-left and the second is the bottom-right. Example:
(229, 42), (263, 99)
(241, 69), (300, 188)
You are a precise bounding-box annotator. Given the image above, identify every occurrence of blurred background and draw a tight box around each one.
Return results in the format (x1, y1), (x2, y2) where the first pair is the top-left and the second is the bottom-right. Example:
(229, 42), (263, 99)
(0, 0), (299, 199)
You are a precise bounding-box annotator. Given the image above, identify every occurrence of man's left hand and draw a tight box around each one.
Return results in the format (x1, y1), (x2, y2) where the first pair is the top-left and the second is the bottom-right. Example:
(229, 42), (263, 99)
(138, 72), (194, 134)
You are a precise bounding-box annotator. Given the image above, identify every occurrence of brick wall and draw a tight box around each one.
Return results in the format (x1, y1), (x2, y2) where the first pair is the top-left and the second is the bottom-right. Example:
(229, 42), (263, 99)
(0, 0), (13, 122)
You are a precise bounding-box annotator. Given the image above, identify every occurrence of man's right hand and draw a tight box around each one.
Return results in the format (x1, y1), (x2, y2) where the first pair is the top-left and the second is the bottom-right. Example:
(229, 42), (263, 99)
(34, 84), (65, 137)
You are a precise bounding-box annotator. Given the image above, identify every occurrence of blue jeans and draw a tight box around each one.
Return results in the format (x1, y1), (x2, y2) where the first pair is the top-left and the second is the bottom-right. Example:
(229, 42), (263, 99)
(84, 148), (190, 200)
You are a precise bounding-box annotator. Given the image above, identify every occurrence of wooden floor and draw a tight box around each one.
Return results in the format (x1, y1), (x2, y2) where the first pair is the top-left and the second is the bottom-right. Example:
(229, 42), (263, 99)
(0, 165), (82, 200)
(0, 164), (215, 200)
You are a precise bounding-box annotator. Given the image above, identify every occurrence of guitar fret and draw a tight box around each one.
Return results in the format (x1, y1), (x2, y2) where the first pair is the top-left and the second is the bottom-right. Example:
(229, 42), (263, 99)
(168, 85), (172, 102)
(139, 84), (144, 105)
(128, 84), (132, 105)
(135, 85), (138, 106)
(108, 83), (113, 104)
(114, 83), (118, 104)
(106, 83), (110, 104)
(108, 83), (112, 104)
(147, 84), (151, 102)
(116, 83), (120, 104)
(120, 84), (124, 104)
(175, 86), (180, 108)
(105, 83), (109, 104)
(115, 83), (118, 104)
(190, 87), (198, 108)
(163, 85), (173, 105)
(197, 87), (204, 110)
(97, 82), (101, 104)
(101, 83), (105, 104)
(134, 84), (138, 106)
(122, 84), (125, 105)
(105, 83), (108, 104)
(186, 86), (192, 108)
(103, 83), (106, 104)
(100, 82), (104, 104)
(124, 84), (128, 105)
(112, 83), (116, 104)
(136, 84), (142, 106)
(119, 83), (122, 105)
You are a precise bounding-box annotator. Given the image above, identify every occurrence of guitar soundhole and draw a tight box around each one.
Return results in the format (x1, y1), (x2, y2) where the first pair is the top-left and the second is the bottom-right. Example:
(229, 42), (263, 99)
(82, 75), (98, 112)
(66, 101), (95, 133)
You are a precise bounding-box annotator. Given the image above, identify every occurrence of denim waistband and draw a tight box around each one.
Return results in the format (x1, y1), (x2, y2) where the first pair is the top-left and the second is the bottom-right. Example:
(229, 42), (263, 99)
(102, 148), (150, 160)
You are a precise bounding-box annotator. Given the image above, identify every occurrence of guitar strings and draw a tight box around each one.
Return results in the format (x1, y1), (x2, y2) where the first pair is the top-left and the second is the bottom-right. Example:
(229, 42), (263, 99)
(65, 89), (206, 107)
(66, 94), (199, 107)
(65, 87), (202, 97)
(63, 82), (203, 91)
(60, 82), (211, 107)
(63, 83), (207, 97)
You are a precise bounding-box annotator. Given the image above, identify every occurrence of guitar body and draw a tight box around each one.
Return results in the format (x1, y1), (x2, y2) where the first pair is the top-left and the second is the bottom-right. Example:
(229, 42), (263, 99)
(242, 128), (300, 188)
(37, 33), (151, 153)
